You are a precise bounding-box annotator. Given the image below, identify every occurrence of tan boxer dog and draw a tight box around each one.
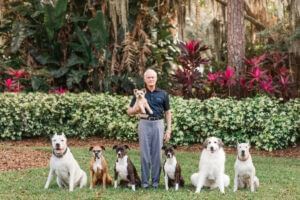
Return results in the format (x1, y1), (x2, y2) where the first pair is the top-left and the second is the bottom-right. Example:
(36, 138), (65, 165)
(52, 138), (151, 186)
(89, 145), (112, 189)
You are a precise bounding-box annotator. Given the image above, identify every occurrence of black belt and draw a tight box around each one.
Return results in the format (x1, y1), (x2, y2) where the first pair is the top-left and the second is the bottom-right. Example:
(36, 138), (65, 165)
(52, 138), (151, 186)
(140, 116), (163, 121)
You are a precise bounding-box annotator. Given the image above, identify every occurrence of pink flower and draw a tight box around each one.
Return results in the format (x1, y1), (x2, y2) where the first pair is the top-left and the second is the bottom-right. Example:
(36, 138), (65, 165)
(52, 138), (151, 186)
(260, 78), (274, 93)
(4, 78), (13, 89)
(224, 66), (235, 80)
(207, 72), (219, 82)
(249, 67), (266, 81)
(185, 40), (198, 55)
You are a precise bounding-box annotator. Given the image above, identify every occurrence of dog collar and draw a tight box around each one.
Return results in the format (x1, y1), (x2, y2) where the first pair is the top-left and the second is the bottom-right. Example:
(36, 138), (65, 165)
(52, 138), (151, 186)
(53, 148), (68, 158)
(238, 155), (249, 162)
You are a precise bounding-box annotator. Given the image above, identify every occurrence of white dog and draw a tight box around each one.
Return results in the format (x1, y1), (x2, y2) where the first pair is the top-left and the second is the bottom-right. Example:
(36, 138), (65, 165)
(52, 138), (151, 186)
(44, 134), (87, 192)
(191, 137), (230, 193)
(233, 143), (259, 192)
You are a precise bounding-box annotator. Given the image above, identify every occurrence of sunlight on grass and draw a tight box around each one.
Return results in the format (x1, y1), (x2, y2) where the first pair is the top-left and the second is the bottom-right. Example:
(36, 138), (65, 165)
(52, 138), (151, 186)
(0, 147), (299, 200)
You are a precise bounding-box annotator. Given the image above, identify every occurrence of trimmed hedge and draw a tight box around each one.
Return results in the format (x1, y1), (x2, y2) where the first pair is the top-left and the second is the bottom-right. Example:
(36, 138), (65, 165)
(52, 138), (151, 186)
(0, 93), (299, 151)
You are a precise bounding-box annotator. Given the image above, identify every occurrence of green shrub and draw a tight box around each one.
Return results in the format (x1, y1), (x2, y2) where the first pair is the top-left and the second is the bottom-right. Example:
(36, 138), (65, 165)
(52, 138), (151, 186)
(0, 93), (299, 151)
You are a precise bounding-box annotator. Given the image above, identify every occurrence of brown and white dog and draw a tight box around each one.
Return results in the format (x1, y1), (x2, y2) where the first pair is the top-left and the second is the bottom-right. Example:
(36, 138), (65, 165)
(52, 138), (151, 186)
(233, 143), (259, 192)
(89, 145), (113, 189)
(162, 145), (184, 191)
(113, 145), (141, 191)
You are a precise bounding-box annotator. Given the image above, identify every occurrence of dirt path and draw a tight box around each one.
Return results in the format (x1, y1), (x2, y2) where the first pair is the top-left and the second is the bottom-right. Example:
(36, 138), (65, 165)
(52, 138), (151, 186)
(0, 137), (299, 171)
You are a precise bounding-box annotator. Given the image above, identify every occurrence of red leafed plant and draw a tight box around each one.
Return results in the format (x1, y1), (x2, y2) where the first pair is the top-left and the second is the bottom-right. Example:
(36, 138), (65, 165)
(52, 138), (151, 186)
(1, 68), (29, 93)
(49, 87), (68, 94)
(3, 78), (24, 92)
(174, 40), (209, 97)
(5, 68), (28, 79)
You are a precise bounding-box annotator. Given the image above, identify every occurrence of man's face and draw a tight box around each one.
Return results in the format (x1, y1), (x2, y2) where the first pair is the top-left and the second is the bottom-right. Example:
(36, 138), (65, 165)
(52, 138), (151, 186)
(144, 70), (157, 87)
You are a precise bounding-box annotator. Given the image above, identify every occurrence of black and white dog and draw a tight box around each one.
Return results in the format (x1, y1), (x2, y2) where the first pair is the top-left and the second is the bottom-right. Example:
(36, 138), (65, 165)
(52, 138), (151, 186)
(113, 145), (141, 191)
(162, 145), (184, 191)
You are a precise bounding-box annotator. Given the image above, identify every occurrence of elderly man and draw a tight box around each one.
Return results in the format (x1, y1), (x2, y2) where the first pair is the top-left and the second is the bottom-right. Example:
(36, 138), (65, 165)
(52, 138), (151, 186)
(127, 68), (172, 189)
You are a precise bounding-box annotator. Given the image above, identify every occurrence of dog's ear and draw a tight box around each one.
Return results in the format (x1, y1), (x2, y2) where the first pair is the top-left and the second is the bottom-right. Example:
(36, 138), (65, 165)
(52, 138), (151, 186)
(89, 146), (94, 151)
(172, 145), (177, 149)
(162, 145), (166, 150)
(142, 88), (146, 94)
(203, 138), (209, 148)
(247, 142), (251, 149)
(101, 146), (106, 151)
(218, 138), (224, 147)
(124, 145), (130, 150)
(133, 89), (138, 95)
(112, 145), (118, 150)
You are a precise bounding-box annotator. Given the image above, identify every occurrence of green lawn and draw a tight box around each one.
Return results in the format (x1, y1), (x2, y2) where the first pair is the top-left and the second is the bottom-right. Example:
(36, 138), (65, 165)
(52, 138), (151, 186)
(0, 147), (299, 200)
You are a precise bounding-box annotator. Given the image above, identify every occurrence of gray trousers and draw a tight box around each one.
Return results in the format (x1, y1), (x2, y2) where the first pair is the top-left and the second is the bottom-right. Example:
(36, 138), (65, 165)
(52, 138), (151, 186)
(138, 119), (164, 187)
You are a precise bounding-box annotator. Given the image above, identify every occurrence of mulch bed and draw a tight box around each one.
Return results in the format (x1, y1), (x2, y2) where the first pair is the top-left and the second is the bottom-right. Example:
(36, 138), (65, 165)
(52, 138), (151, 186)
(0, 137), (299, 171)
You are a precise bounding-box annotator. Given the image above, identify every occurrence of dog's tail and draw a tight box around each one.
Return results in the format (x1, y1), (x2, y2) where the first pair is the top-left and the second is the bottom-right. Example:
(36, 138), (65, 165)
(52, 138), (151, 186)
(190, 173), (199, 187)
(254, 176), (259, 189)
(180, 177), (185, 187)
(224, 174), (230, 187)
(107, 174), (113, 185)
(80, 171), (88, 188)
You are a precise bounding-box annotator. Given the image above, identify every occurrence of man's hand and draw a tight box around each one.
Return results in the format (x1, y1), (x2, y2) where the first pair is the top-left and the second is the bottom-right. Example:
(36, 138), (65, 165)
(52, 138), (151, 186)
(164, 129), (171, 142)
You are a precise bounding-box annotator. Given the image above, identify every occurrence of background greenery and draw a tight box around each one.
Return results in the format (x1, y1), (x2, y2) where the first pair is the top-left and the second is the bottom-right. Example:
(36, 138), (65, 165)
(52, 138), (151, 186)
(0, 147), (299, 200)
(0, 93), (299, 151)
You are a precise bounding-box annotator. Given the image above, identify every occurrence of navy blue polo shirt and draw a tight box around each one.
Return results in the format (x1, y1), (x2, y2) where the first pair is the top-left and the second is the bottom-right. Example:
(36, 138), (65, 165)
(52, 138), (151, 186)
(130, 88), (170, 118)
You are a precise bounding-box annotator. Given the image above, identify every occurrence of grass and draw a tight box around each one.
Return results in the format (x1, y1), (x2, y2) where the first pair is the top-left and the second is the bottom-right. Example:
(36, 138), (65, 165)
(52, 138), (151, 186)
(0, 147), (299, 200)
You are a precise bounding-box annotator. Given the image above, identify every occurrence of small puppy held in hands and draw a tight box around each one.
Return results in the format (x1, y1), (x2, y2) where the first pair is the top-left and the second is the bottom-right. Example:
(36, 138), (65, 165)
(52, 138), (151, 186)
(162, 145), (184, 191)
(133, 89), (153, 115)
(234, 143), (259, 192)
(113, 145), (141, 191)
(44, 134), (87, 192)
(191, 137), (230, 194)
(89, 145), (113, 189)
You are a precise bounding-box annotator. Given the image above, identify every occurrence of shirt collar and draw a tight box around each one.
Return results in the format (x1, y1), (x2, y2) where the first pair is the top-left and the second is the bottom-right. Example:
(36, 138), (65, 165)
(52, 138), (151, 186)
(145, 86), (161, 93)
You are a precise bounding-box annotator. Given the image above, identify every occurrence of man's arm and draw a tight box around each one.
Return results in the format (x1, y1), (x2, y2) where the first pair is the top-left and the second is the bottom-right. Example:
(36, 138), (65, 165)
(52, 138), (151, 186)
(164, 110), (172, 142)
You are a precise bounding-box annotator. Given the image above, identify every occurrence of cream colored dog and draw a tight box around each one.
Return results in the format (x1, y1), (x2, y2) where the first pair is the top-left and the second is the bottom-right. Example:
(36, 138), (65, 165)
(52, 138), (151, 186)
(233, 143), (259, 192)
(191, 137), (230, 193)
(133, 89), (153, 115)
(44, 134), (87, 192)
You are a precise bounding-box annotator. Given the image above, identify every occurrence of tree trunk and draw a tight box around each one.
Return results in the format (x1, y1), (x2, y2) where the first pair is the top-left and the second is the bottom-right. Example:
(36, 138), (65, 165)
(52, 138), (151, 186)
(227, 0), (245, 75)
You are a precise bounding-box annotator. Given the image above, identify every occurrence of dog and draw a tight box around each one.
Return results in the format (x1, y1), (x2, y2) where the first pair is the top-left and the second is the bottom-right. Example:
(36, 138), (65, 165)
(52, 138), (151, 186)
(162, 145), (184, 191)
(44, 134), (87, 192)
(89, 145), (113, 189)
(191, 137), (230, 193)
(133, 89), (153, 115)
(113, 145), (141, 191)
(233, 143), (259, 192)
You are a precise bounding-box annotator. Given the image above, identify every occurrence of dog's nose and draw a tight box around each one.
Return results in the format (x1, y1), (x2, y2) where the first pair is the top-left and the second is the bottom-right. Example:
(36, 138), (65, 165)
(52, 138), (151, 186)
(56, 143), (60, 148)
(241, 150), (245, 155)
(210, 147), (214, 151)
